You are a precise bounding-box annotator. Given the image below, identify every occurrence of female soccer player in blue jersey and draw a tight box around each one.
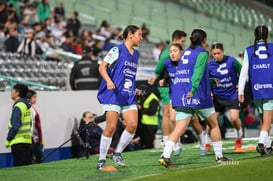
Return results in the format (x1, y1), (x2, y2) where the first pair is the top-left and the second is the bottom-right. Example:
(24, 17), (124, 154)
(159, 43), (207, 156)
(238, 25), (273, 155)
(158, 29), (232, 168)
(208, 43), (244, 152)
(96, 25), (143, 170)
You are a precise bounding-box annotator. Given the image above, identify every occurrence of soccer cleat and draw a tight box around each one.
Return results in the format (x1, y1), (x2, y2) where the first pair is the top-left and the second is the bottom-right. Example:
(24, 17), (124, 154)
(256, 143), (267, 155)
(215, 156), (232, 163)
(205, 144), (211, 152)
(266, 147), (273, 154)
(96, 159), (106, 170)
(110, 152), (126, 167)
(266, 141), (273, 154)
(158, 156), (176, 168)
(200, 149), (206, 156)
(173, 146), (182, 156)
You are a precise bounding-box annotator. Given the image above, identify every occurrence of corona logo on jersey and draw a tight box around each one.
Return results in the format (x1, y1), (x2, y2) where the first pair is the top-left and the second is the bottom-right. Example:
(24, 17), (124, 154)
(254, 83), (273, 90)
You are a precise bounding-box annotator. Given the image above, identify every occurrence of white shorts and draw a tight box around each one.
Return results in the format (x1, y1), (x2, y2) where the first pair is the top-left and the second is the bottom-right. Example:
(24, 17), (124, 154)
(175, 107), (215, 121)
(103, 104), (137, 114)
(254, 99), (273, 114)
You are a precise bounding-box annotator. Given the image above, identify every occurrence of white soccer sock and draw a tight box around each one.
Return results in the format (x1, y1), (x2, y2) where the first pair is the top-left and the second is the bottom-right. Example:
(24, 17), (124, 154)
(212, 141), (223, 158)
(99, 135), (112, 161)
(258, 130), (268, 144)
(265, 135), (272, 148)
(115, 130), (134, 153)
(199, 130), (206, 150)
(205, 133), (211, 144)
(163, 140), (175, 158)
(175, 137), (181, 147)
(162, 135), (168, 145)
(236, 128), (243, 138)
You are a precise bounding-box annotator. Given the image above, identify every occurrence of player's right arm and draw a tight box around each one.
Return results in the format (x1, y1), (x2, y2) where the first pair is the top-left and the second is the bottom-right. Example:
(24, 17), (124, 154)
(148, 47), (170, 85)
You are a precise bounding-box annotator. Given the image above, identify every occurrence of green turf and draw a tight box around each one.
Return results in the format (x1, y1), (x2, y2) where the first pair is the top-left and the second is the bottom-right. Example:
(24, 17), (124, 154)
(0, 139), (272, 181)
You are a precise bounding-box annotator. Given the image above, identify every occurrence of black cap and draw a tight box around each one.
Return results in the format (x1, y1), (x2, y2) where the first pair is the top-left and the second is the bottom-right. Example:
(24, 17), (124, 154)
(82, 46), (92, 54)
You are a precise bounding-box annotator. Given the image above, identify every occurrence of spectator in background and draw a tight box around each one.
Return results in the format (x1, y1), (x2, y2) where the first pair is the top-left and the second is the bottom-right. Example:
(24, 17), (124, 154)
(102, 27), (123, 51)
(33, 22), (43, 34)
(152, 41), (165, 62)
(70, 46), (101, 90)
(18, 4), (25, 22)
(92, 39), (104, 60)
(78, 111), (114, 155)
(6, 3), (20, 24)
(50, 18), (65, 46)
(54, 1), (65, 19)
(79, 29), (94, 47)
(66, 11), (81, 38)
(17, 28), (36, 57)
(37, 0), (50, 22)
(43, 32), (60, 61)
(5, 84), (32, 167)
(23, 2), (39, 25)
(98, 20), (111, 38)
(141, 23), (150, 42)
(0, 2), (8, 25)
(136, 84), (160, 149)
(41, 17), (51, 35)
(7, 0), (19, 16)
(26, 89), (44, 164)
(110, 27), (122, 41)
(4, 28), (19, 52)
(72, 36), (82, 55)
(35, 30), (46, 55)
(60, 32), (76, 54)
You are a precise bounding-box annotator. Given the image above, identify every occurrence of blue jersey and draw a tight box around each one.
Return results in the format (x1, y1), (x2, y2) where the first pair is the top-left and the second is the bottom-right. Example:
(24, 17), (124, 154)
(208, 56), (239, 100)
(164, 58), (179, 102)
(172, 46), (213, 108)
(97, 44), (140, 106)
(246, 42), (273, 100)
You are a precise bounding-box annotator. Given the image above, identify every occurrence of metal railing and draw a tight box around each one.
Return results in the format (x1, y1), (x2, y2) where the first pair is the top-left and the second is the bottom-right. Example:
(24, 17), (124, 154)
(0, 75), (59, 91)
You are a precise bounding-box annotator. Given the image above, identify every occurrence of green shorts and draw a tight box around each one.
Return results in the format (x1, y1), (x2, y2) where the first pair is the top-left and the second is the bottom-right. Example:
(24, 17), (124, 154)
(254, 99), (273, 114)
(103, 104), (137, 114)
(157, 87), (170, 105)
(175, 107), (215, 121)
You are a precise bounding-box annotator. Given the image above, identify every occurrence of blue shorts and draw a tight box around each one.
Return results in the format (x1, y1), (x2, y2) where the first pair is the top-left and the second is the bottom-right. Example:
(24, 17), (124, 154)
(103, 104), (137, 114)
(175, 107), (215, 121)
(254, 99), (273, 114)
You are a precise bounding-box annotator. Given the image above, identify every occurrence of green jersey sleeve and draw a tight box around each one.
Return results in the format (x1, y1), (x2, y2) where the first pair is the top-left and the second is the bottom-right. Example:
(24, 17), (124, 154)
(190, 51), (209, 94)
(154, 45), (170, 78)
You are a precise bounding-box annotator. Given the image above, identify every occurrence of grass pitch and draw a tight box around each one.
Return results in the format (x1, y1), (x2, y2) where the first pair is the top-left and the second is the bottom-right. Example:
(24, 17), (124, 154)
(0, 138), (272, 181)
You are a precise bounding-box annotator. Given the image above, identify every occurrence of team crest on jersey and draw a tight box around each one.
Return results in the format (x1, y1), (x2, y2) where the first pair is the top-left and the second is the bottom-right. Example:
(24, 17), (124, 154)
(123, 79), (134, 96)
